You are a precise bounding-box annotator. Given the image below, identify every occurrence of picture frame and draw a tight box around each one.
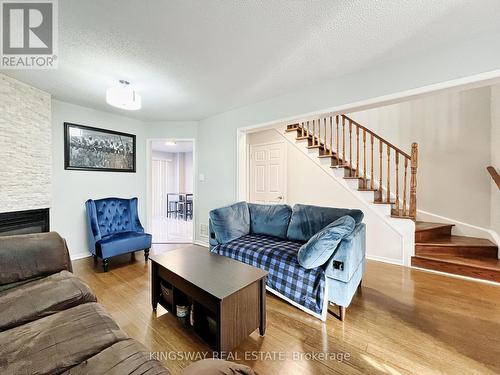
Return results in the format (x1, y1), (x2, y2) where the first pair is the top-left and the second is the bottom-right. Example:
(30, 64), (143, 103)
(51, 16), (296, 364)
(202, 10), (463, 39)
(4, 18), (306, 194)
(64, 122), (136, 172)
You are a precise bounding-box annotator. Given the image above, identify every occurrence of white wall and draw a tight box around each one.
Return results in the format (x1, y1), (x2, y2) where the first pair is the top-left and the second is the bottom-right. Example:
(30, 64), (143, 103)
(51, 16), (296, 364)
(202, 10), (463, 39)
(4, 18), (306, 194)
(196, 34), (500, 243)
(0, 74), (51, 213)
(349, 87), (493, 230)
(51, 100), (147, 258)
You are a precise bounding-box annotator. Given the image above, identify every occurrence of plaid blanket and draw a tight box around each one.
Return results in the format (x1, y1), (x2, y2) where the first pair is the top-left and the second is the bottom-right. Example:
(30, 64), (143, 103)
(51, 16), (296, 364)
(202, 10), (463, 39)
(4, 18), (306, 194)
(211, 234), (325, 314)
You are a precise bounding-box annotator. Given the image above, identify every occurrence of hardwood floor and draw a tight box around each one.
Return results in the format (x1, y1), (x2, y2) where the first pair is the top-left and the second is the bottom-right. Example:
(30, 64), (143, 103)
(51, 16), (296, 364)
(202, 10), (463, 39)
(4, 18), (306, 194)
(73, 245), (500, 375)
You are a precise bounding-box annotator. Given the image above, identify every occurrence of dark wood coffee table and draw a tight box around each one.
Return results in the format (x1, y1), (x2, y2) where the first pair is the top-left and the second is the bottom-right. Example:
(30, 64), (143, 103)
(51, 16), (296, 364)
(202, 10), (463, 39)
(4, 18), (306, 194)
(150, 246), (268, 353)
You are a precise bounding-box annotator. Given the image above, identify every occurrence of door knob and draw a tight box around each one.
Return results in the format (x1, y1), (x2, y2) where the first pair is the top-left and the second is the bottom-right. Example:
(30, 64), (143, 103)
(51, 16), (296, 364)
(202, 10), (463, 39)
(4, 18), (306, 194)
(277, 196), (283, 200)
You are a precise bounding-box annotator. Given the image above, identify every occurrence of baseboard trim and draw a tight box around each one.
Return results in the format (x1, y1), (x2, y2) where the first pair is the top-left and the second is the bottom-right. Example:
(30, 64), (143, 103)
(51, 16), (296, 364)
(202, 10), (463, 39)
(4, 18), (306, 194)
(194, 239), (209, 248)
(366, 254), (404, 266)
(71, 252), (91, 260)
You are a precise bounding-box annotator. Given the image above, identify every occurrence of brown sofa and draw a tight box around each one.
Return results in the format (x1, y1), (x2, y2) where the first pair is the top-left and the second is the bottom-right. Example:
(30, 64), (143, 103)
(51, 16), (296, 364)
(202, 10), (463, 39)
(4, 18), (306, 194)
(0, 232), (254, 375)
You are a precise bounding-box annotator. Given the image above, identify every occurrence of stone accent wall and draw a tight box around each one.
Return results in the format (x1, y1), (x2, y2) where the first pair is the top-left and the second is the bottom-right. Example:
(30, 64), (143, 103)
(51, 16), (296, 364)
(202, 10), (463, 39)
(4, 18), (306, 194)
(0, 74), (51, 213)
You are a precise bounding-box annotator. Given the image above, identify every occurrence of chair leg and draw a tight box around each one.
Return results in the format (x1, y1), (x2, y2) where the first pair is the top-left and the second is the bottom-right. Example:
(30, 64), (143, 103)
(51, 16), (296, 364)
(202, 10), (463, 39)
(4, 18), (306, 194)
(103, 258), (109, 272)
(144, 248), (150, 261)
(339, 306), (346, 321)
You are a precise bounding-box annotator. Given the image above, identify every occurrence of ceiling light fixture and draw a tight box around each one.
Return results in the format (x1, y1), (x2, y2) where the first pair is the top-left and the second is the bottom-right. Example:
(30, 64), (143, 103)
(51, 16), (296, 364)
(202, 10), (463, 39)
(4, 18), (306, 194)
(164, 141), (176, 146)
(106, 80), (142, 110)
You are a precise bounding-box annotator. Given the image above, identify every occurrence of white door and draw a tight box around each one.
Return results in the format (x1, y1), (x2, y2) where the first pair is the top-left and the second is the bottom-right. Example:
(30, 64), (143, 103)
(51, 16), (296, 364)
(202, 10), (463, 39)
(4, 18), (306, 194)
(249, 142), (286, 204)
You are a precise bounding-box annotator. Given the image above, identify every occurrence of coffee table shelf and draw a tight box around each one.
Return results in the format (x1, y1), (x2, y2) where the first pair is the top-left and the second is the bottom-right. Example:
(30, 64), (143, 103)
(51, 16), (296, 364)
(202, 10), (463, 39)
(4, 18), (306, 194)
(150, 246), (268, 353)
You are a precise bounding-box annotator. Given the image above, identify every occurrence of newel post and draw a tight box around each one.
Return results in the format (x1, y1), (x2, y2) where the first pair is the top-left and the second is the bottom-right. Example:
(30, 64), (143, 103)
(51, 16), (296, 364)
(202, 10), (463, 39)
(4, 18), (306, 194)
(409, 142), (418, 220)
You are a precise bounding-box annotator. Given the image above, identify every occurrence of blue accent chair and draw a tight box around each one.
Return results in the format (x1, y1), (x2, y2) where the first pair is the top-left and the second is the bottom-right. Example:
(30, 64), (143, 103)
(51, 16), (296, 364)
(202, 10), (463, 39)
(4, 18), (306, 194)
(85, 197), (152, 272)
(209, 202), (365, 321)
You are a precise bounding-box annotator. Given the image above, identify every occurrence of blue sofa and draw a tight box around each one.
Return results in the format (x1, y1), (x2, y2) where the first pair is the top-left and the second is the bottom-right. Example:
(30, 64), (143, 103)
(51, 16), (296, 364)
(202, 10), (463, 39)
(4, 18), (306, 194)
(209, 202), (365, 321)
(85, 197), (152, 272)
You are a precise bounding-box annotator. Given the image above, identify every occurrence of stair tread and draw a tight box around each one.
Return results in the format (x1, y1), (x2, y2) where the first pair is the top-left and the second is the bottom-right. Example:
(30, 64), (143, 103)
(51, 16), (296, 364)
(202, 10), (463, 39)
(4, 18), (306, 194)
(330, 164), (350, 169)
(415, 221), (455, 232)
(358, 187), (378, 191)
(318, 154), (337, 158)
(416, 235), (497, 248)
(413, 254), (500, 271)
(344, 176), (365, 180)
(373, 199), (396, 204)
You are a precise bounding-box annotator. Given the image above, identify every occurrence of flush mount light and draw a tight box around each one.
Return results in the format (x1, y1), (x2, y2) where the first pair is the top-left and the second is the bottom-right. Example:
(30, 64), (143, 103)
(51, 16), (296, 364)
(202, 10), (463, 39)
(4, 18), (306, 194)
(164, 141), (176, 146)
(106, 80), (142, 110)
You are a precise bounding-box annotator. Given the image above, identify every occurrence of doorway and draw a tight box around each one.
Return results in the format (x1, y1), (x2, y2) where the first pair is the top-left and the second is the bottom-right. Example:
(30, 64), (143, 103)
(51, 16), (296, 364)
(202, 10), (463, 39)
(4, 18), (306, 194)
(150, 140), (194, 243)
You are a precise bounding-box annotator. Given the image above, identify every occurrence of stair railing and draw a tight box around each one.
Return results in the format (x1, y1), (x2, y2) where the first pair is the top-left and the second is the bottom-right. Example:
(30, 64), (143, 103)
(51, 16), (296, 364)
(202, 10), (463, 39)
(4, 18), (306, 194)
(294, 114), (418, 219)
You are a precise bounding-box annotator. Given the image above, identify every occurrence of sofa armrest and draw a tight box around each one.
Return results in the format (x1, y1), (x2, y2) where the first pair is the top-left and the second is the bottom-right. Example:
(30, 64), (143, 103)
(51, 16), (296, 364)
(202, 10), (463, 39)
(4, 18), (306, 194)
(129, 197), (145, 233)
(325, 223), (366, 283)
(85, 200), (101, 254)
(208, 219), (220, 250)
(0, 232), (72, 286)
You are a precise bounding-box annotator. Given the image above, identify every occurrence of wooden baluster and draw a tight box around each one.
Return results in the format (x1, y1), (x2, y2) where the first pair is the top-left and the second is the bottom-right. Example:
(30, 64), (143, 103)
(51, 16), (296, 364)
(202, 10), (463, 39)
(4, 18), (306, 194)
(403, 157), (408, 216)
(349, 120), (353, 176)
(318, 119), (321, 147)
(307, 121), (310, 137)
(379, 140), (383, 196)
(410, 143), (418, 220)
(301, 122), (305, 137)
(370, 134), (374, 189)
(395, 152), (400, 215)
(324, 117), (328, 151)
(356, 126), (359, 177)
(324, 118), (327, 150)
(386, 147), (391, 203)
(363, 129), (367, 183)
(312, 120), (316, 145)
(329, 117), (333, 156)
(342, 116), (346, 168)
(336, 116), (340, 165)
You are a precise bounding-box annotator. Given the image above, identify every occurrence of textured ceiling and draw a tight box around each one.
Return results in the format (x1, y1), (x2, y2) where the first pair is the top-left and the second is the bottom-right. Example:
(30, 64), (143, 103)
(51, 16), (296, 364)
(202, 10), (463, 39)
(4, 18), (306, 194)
(3, 0), (500, 121)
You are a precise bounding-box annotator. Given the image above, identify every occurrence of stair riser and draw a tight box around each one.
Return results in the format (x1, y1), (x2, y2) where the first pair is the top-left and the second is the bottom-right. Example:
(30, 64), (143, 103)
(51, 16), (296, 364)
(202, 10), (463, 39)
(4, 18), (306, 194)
(415, 227), (453, 242)
(411, 257), (500, 283)
(415, 245), (498, 258)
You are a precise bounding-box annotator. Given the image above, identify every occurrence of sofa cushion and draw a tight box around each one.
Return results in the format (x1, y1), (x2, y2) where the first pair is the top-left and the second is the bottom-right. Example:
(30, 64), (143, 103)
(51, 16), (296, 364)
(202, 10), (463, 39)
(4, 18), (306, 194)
(0, 270), (96, 331)
(287, 204), (363, 242)
(248, 203), (292, 239)
(62, 339), (169, 375)
(211, 234), (326, 314)
(181, 359), (254, 375)
(209, 202), (250, 244)
(97, 231), (152, 257)
(297, 216), (355, 269)
(0, 302), (127, 375)
(0, 232), (72, 286)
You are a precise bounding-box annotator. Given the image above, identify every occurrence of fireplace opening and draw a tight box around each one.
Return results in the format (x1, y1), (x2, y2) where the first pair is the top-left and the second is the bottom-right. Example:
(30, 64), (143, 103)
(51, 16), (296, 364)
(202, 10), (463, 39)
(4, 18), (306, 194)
(0, 208), (50, 236)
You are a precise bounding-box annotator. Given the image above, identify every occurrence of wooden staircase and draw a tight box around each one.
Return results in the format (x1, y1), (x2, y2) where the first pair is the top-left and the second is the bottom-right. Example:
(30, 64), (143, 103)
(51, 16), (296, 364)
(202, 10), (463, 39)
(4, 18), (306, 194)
(286, 115), (418, 220)
(285, 115), (500, 283)
(412, 222), (500, 282)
